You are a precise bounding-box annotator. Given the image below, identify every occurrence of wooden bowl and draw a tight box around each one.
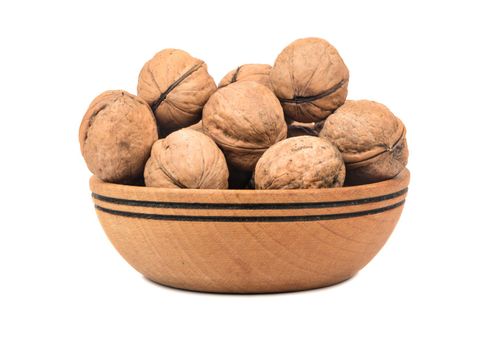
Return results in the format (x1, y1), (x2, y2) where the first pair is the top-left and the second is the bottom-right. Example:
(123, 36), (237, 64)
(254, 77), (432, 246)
(90, 169), (410, 293)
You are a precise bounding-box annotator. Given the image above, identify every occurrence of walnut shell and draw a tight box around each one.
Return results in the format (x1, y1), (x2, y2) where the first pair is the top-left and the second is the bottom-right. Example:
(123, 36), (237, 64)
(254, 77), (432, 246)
(320, 100), (408, 185)
(219, 64), (272, 90)
(79, 90), (158, 184)
(202, 81), (287, 171)
(144, 129), (228, 189)
(270, 38), (349, 123)
(137, 49), (217, 133)
(314, 120), (325, 133)
(287, 122), (319, 138)
(254, 136), (345, 189)
(187, 120), (203, 132)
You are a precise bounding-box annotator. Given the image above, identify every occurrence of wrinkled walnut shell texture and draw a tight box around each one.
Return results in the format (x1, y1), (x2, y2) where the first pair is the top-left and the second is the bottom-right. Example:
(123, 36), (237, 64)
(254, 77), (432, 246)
(144, 129), (228, 189)
(137, 49), (217, 133)
(314, 120), (325, 133)
(321, 100), (408, 184)
(202, 81), (287, 171)
(270, 38), (349, 123)
(219, 64), (273, 90)
(255, 136), (345, 189)
(187, 120), (203, 132)
(344, 136), (408, 185)
(287, 122), (319, 138)
(79, 90), (157, 184)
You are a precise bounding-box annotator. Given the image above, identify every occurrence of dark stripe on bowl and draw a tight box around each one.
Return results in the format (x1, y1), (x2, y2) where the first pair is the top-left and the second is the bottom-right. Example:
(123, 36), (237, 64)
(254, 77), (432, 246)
(92, 188), (407, 210)
(94, 200), (405, 222)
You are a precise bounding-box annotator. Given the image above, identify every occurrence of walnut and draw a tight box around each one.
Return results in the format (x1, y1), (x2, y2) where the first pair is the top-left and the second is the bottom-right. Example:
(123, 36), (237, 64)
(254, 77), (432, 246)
(202, 81), (287, 171)
(144, 129), (228, 189)
(218, 64), (272, 90)
(254, 136), (345, 189)
(314, 120), (325, 134)
(320, 100), (408, 185)
(187, 120), (203, 132)
(270, 38), (349, 123)
(137, 49), (217, 134)
(79, 90), (157, 184)
(287, 122), (319, 138)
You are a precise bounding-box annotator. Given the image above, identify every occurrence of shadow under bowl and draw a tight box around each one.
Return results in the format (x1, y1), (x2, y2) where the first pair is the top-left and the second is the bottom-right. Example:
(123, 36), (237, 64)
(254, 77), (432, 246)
(90, 169), (410, 293)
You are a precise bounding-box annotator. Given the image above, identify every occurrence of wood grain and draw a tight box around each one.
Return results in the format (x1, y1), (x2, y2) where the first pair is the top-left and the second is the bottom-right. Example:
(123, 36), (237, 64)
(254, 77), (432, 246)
(90, 169), (410, 293)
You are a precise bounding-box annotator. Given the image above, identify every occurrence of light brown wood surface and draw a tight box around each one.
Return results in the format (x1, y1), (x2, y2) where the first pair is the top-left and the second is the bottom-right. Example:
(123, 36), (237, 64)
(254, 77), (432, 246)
(90, 169), (410, 293)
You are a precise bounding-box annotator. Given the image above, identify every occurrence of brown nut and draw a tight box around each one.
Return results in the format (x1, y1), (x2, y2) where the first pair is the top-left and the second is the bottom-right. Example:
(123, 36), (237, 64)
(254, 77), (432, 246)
(287, 122), (319, 138)
(219, 64), (272, 90)
(270, 37), (349, 123)
(314, 120), (325, 133)
(144, 129), (228, 189)
(254, 136), (345, 189)
(137, 49), (217, 133)
(202, 81), (287, 171)
(187, 120), (203, 132)
(320, 100), (408, 185)
(79, 90), (158, 184)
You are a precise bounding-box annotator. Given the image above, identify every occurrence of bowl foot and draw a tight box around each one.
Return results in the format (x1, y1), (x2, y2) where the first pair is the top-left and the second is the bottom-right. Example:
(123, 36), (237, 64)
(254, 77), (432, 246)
(142, 274), (356, 295)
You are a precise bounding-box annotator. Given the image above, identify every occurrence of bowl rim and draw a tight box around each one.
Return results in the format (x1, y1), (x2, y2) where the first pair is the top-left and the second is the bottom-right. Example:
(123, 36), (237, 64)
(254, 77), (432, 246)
(90, 168), (410, 199)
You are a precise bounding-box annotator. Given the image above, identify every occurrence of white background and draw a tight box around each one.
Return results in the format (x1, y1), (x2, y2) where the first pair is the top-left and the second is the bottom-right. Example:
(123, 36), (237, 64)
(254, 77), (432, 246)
(1, 0), (485, 349)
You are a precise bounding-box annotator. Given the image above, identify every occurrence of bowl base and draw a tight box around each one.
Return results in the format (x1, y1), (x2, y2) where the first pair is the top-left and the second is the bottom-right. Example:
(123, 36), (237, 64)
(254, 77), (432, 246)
(143, 274), (356, 294)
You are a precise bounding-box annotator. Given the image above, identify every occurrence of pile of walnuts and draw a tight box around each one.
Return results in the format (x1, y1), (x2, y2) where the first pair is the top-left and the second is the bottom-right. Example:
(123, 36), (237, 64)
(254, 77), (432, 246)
(79, 37), (408, 190)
